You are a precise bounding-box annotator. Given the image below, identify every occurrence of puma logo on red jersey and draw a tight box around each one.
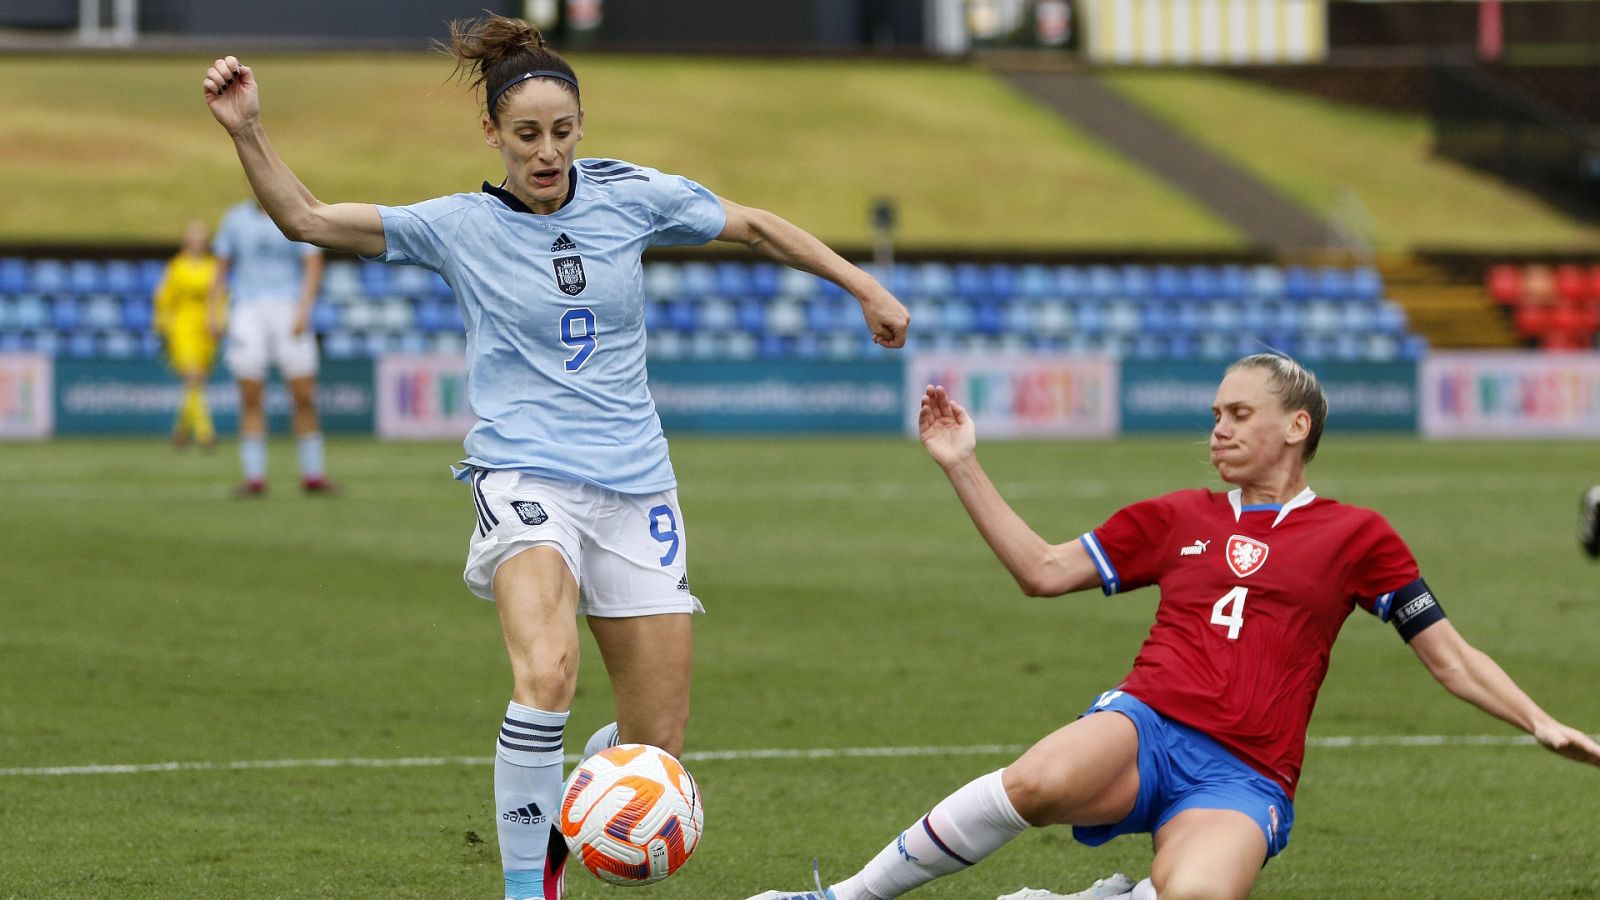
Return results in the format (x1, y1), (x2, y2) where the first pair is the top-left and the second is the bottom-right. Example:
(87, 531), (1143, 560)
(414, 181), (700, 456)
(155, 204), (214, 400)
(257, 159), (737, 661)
(1227, 535), (1269, 577)
(1180, 539), (1210, 557)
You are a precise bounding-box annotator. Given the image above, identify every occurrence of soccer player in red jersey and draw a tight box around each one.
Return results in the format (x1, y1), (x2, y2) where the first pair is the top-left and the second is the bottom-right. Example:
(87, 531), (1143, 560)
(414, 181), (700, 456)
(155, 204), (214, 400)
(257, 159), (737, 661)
(749, 353), (1600, 900)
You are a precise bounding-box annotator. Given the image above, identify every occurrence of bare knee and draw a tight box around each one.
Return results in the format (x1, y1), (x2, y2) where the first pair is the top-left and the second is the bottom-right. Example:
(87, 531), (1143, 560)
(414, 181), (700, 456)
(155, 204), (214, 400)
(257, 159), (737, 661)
(1154, 874), (1246, 900)
(1000, 760), (1069, 826)
(511, 650), (578, 711)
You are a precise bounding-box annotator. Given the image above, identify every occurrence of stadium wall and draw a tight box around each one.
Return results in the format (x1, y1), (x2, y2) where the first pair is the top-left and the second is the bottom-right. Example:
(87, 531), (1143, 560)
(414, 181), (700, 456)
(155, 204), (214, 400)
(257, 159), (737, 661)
(13, 352), (1595, 441)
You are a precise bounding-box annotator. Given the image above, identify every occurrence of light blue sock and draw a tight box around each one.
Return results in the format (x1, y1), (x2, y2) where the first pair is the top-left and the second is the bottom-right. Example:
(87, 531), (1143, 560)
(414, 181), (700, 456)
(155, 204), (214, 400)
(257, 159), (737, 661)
(239, 435), (266, 483)
(296, 431), (325, 480)
(497, 701), (568, 900)
(581, 721), (620, 761)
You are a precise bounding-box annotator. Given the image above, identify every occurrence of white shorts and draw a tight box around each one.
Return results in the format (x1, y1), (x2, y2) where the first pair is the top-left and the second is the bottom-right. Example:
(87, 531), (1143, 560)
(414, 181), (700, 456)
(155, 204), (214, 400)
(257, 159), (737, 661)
(463, 468), (704, 618)
(225, 301), (319, 382)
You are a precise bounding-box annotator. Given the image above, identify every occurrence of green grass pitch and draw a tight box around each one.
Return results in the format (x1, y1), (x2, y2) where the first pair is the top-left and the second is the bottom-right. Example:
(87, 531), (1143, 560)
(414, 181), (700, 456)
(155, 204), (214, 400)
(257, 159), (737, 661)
(1, 436), (1597, 899)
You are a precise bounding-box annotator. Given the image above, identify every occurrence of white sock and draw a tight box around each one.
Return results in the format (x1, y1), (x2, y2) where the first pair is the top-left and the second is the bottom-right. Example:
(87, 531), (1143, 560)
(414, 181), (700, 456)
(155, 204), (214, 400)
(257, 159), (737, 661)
(1131, 878), (1157, 900)
(831, 770), (1029, 900)
(239, 434), (266, 482)
(495, 701), (568, 900)
(296, 431), (325, 479)
(581, 721), (620, 761)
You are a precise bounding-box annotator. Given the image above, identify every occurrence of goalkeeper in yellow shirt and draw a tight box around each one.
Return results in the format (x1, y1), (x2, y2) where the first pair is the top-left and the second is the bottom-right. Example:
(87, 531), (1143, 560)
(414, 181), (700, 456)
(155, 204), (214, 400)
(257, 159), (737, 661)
(153, 221), (221, 448)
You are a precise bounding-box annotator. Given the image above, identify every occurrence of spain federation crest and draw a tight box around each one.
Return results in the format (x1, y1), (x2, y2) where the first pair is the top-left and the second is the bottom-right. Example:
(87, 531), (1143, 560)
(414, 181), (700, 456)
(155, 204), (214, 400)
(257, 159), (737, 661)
(552, 255), (587, 296)
(1226, 534), (1269, 578)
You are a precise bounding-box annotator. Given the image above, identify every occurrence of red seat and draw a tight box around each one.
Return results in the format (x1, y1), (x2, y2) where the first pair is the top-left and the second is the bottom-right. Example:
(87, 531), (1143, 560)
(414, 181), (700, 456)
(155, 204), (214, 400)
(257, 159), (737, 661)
(1486, 264), (1522, 306)
(1514, 303), (1553, 338)
(1555, 264), (1589, 304)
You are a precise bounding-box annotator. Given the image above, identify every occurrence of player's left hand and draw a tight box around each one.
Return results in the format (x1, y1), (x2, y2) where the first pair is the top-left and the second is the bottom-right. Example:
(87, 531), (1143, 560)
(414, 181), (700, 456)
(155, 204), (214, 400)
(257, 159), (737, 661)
(292, 309), (310, 337)
(1534, 720), (1600, 768)
(859, 287), (909, 349)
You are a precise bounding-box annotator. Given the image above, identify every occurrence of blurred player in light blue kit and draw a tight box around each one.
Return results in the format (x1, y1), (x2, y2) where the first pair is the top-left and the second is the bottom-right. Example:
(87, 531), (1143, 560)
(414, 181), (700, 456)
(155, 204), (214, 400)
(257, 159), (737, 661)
(202, 15), (908, 899)
(210, 198), (330, 495)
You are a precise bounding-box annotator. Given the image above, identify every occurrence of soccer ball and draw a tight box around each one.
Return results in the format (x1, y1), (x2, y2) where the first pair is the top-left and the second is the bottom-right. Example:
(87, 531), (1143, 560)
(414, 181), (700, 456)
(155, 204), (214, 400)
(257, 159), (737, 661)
(560, 743), (703, 886)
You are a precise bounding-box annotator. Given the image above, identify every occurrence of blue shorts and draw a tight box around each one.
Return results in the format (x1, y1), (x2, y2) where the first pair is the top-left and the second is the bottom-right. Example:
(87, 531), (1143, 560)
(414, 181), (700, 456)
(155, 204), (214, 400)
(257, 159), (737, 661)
(1071, 691), (1295, 860)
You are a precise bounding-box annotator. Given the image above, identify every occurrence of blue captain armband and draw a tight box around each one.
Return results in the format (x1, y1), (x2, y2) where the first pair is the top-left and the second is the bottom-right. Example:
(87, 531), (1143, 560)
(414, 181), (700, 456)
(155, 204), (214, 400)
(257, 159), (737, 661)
(1372, 578), (1446, 642)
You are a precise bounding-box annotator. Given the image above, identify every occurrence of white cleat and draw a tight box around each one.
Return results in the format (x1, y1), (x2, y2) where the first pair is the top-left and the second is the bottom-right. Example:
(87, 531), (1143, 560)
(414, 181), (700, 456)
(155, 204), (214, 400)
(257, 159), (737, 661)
(998, 872), (1137, 900)
(744, 892), (834, 900)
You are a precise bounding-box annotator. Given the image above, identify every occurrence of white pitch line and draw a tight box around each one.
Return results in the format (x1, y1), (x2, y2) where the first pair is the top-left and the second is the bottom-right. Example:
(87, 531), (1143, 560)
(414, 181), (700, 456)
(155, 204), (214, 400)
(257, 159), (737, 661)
(4, 734), (1589, 778)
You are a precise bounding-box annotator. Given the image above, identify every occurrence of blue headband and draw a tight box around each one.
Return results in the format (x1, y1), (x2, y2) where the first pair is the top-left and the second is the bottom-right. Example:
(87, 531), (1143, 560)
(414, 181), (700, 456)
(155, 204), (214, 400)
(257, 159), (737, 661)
(487, 69), (580, 115)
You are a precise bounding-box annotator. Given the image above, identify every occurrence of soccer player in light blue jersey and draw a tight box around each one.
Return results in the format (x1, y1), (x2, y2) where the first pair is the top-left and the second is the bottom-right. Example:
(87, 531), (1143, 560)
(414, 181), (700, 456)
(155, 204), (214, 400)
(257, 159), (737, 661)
(203, 15), (908, 899)
(210, 198), (331, 495)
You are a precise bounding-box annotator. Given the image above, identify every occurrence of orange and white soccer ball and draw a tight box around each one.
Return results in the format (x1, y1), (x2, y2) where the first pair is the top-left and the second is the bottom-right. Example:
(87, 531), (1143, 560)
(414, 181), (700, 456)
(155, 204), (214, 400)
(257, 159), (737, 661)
(560, 743), (703, 886)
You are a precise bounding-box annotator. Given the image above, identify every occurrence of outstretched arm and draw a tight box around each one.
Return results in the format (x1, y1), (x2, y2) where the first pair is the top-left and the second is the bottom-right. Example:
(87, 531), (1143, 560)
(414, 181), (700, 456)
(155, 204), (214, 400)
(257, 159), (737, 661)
(919, 385), (1101, 597)
(716, 198), (909, 348)
(202, 56), (385, 258)
(1409, 620), (1600, 767)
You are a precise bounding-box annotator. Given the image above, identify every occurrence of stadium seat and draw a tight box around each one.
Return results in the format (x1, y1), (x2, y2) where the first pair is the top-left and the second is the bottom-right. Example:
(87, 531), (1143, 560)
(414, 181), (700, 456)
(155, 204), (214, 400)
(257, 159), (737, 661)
(749, 263), (780, 298)
(758, 334), (794, 359)
(664, 299), (698, 333)
(1175, 300), (1207, 335)
(1054, 265), (1085, 300)
(1351, 267), (1384, 302)
(1486, 264), (1522, 307)
(714, 262), (751, 298)
(0, 332), (21, 352)
(14, 295), (48, 330)
(1205, 301), (1244, 333)
(1555, 265), (1590, 304)
(360, 260), (390, 297)
(1248, 266), (1286, 301)
(0, 298), (15, 330)
(83, 296), (121, 330)
(764, 298), (805, 336)
(104, 260), (139, 295)
(724, 330), (759, 360)
(102, 330), (138, 359)
(1314, 267), (1353, 301)
(379, 299), (415, 331)
(1216, 265), (1248, 301)
(1153, 265), (1189, 302)
(972, 300), (1004, 336)
(1283, 267), (1315, 302)
(1339, 301), (1377, 334)
(1015, 264), (1053, 299)
(940, 298), (976, 334)
(1142, 301), (1180, 336)
(29, 331), (60, 356)
(68, 261), (105, 294)
(697, 297), (735, 333)
(1188, 265), (1220, 301)
(323, 330), (359, 359)
(1085, 265), (1119, 301)
(0, 258), (26, 293)
(1030, 299), (1072, 337)
(50, 297), (81, 331)
(953, 263), (987, 299)
(776, 266), (819, 298)
(1364, 333), (1400, 362)
(1303, 300), (1340, 336)
(137, 260), (165, 295)
(311, 304), (340, 333)
(681, 262), (716, 298)
(30, 259), (68, 294)
(120, 297), (152, 332)
(430, 331), (466, 355)
(1002, 299), (1033, 335)
(1375, 301), (1409, 335)
(341, 302), (376, 331)
(1105, 300), (1142, 336)
(396, 331), (428, 354)
(65, 331), (98, 358)
(361, 331), (394, 357)
(1118, 265), (1153, 300)
(734, 297), (765, 334)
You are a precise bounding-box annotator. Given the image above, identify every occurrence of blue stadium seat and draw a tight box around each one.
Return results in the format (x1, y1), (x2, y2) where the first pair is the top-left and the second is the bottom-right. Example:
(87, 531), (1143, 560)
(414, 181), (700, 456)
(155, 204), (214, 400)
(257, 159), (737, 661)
(1239, 301), (1272, 334)
(65, 331), (98, 358)
(699, 297), (736, 333)
(647, 329), (685, 360)
(1119, 265), (1153, 299)
(1297, 334), (1332, 360)
(665, 299), (698, 333)
(758, 334), (794, 359)
(430, 331), (466, 355)
(1188, 266), (1221, 301)
(14, 295), (48, 330)
(341, 302), (376, 331)
(715, 262), (751, 298)
(29, 331), (60, 356)
(724, 330), (759, 360)
(83, 296), (121, 330)
(0, 258), (26, 293)
(137, 260), (166, 294)
(885, 266), (917, 299)
(1105, 300), (1141, 335)
(102, 330), (138, 358)
(1015, 265), (1054, 300)
(1303, 300), (1341, 335)
(104, 260), (139, 295)
(1269, 303), (1302, 333)
(1315, 267), (1353, 301)
(1153, 265), (1190, 302)
(805, 296), (854, 334)
(120, 297), (152, 332)
(1029, 335), (1067, 353)
(1131, 333), (1166, 360)
(1142, 301), (1180, 336)
(311, 304), (339, 333)
(915, 262), (955, 297)
(735, 298), (765, 334)
(940, 298), (976, 334)
(1247, 266), (1285, 301)
(0, 333), (21, 352)
(1283, 266), (1314, 302)
(1165, 334), (1198, 360)
(1030, 299), (1072, 337)
(953, 263), (987, 299)
(973, 300), (1004, 336)
(1363, 333), (1400, 362)
(379, 299), (415, 331)
(396, 331), (428, 354)
(1339, 301), (1376, 334)
(777, 266), (819, 298)
(821, 331), (864, 359)
(1374, 301), (1408, 335)
(1351, 267), (1384, 302)
(765, 298), (805, 336)
(138, 332), (161, 357)
(987, 264), (1016, 299)
(1205, 301), (1243, 333)
(0, 298), (15, 330)
(50, 297), (81, 331)
(68, 261), (105, 294)
(1332, 333), (1364, 361)
(1055, 265), (1086, 299)
(361, 331), (394, 357)
(681, 262), (716, 298)
(1175, 301), (1208, 335)
(1217, 265), (1248, 301)
(749, 263), (780, 298)
(323, 330), (359, 359)
(1002, 299), (1033, 335)
(1400, 334), (1429, 360)
(31, 259), (67, 294)
(1071, 301), (1104, 336)
(360, 260), (390, 297)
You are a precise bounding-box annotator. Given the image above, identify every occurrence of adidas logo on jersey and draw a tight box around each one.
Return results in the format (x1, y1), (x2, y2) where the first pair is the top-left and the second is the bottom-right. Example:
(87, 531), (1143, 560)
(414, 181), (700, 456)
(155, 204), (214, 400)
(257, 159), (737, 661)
(676, 574), (690, 592)
(502, 802), (548, 826)
(550, 232), (576, 252)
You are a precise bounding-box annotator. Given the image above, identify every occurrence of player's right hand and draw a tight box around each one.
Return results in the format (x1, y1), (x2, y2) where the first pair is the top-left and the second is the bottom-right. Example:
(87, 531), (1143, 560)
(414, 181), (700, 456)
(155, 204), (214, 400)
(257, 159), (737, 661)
(202, 55), (259, 134)
(918, 384), (977, 470)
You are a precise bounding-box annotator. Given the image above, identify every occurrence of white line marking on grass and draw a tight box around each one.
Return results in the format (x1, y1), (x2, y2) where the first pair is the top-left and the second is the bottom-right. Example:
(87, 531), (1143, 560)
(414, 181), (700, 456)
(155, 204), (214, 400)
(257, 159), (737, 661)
(4, 734), (1591, 778)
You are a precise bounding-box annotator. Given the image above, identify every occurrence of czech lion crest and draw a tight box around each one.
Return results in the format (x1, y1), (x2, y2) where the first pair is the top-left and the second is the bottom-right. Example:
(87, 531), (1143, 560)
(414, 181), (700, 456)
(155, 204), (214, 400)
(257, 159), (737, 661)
(1226, 534), (1269, 578)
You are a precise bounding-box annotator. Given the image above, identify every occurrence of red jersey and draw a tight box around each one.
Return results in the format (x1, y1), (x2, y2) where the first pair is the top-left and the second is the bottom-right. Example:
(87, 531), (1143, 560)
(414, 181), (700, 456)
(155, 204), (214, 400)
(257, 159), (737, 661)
(1080, 487), (1419, 797)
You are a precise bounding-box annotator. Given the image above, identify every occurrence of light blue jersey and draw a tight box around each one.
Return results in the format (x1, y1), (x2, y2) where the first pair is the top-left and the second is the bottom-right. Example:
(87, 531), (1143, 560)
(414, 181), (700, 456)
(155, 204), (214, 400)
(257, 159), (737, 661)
(371, 159), (727, 493)
(213, 201), (321, 305)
